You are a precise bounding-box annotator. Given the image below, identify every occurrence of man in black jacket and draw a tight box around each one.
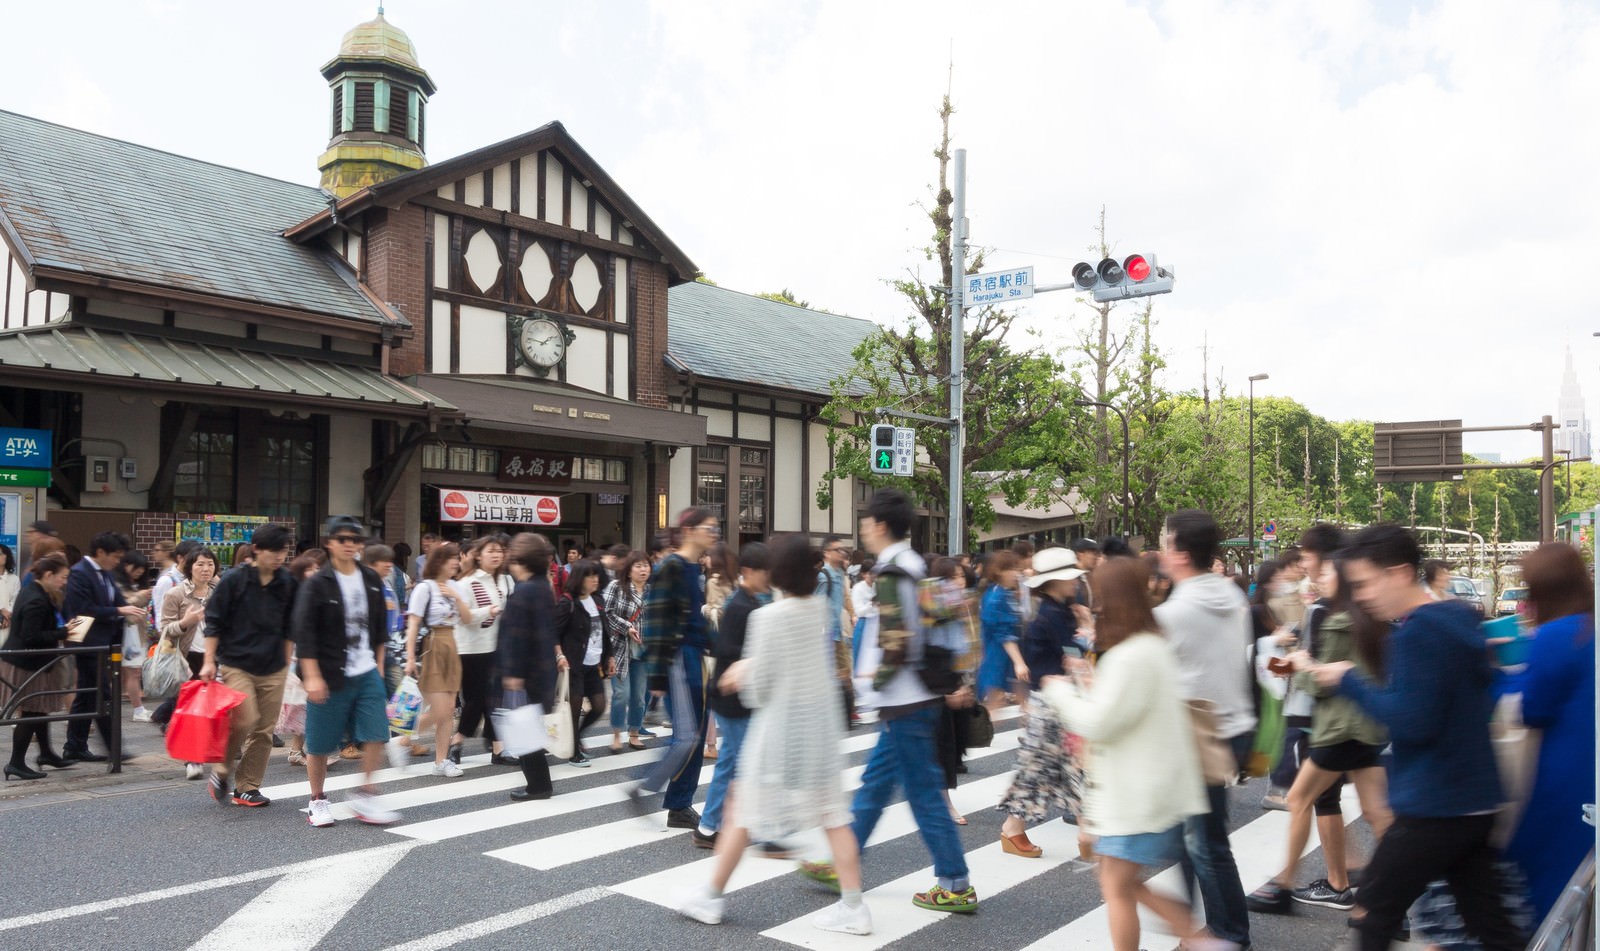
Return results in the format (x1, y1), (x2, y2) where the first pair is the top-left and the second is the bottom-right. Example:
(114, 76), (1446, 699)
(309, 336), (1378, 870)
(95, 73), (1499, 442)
(202, 523), (295, 808)
(294, 515), (398, 828)
(62, 531), (146, 762)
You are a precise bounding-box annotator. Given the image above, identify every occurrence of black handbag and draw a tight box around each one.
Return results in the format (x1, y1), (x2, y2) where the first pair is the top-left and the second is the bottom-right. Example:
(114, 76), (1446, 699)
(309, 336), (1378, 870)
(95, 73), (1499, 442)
(967, 704), (995, 748)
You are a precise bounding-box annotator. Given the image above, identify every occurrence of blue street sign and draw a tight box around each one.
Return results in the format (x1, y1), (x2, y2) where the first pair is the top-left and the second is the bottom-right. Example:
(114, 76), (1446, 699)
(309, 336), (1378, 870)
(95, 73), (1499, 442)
(0, 428), (51, 470)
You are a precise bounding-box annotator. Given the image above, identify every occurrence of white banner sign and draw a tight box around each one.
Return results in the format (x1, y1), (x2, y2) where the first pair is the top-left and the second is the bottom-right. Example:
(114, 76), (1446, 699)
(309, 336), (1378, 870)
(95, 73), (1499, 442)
(438, 488), (561, 526)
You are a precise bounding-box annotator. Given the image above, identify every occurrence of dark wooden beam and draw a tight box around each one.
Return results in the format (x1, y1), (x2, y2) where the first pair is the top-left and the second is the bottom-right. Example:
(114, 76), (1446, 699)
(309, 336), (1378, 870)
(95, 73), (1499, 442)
(413, 194), (659, 264)
(149, 405), (200, 512)
(365, 422), (426, 522)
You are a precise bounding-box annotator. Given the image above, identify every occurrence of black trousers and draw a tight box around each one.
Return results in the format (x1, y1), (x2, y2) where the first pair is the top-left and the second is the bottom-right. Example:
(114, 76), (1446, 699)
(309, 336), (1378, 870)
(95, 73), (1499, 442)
(65, 649), (115, 755)
(569, 665), (605, 757)
(1354, 813), (1526, 951)
(456, 652), (497, 743)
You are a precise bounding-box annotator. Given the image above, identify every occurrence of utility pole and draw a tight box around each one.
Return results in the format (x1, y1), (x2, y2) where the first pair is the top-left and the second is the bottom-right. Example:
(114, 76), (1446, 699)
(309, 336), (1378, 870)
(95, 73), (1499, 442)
(947, 148), (967, 557)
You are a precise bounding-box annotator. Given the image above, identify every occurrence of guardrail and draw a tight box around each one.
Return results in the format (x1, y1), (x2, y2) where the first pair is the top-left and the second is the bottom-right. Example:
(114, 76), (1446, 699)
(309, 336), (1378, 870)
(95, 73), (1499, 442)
(1528, 850), (1594, 950)
(0, 643), (124, 774)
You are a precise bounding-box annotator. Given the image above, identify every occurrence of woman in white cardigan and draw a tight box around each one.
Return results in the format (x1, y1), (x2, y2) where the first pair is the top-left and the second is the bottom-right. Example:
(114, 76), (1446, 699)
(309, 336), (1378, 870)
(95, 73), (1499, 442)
(1040, 557), (1233, 951)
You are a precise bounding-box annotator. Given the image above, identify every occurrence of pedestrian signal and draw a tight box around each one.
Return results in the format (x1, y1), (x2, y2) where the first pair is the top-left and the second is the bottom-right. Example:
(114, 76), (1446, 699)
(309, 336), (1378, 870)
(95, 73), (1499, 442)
(871, 424), (896, 474)
(1071, 253), (1175, 303)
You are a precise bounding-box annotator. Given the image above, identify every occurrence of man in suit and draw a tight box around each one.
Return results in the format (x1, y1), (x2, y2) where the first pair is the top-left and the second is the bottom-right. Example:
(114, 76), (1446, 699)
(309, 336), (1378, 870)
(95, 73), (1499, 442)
(63, 531), (146, 762)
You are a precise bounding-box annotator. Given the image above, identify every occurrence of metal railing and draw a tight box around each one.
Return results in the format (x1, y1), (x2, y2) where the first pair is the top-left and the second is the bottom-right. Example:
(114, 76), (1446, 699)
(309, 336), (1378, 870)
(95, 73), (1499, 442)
(0, 643), (123, 773)
(1528, 850), (1594, 951)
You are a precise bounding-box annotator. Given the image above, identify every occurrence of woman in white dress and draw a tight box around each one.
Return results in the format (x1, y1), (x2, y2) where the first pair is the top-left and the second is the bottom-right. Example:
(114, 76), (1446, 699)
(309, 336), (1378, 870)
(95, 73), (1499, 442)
(677, 535), (871, 936)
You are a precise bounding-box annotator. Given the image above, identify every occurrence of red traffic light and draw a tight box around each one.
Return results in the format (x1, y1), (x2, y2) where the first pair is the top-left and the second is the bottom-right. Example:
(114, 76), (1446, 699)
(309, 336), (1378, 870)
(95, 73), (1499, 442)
(1124, 254), (1151, 282)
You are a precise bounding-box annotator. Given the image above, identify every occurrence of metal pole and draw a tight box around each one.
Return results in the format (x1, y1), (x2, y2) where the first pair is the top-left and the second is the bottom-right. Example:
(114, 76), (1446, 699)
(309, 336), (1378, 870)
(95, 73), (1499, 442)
(947, 148), (966, 557)
(1541, 415), (1555, 544)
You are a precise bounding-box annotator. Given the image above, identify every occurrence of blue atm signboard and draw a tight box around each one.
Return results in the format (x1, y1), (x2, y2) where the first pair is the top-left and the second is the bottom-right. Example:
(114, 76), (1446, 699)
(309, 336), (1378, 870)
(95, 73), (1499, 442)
(0, 428), (51, 469)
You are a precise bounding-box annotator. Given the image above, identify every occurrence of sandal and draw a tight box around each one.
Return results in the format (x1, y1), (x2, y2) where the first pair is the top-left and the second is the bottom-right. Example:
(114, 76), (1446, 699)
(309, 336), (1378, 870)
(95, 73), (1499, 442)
(629, 739), (647, 750)
(286, 749), (306, 767)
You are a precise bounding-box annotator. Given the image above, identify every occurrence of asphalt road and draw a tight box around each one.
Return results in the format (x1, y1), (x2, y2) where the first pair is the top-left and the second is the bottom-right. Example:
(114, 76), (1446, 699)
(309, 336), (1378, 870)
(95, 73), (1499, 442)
(0, 710), (1371, 951)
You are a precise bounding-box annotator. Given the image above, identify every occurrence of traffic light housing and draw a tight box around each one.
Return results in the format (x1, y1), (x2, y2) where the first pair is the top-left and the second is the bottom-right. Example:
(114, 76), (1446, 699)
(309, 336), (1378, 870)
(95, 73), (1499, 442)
(870, 423), (896, 474)
(1071, 253), (1174, 302)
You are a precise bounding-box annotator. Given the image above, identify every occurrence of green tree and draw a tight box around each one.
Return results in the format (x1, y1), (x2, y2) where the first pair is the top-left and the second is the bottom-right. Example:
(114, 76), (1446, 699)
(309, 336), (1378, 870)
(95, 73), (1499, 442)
(816, 96), (1077, 544)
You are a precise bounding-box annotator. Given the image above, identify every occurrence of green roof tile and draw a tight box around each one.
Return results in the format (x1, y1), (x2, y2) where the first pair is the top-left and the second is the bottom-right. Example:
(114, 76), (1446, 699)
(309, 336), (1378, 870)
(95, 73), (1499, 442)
(0, 110), (395, 326)
(666, 282), (876, 398)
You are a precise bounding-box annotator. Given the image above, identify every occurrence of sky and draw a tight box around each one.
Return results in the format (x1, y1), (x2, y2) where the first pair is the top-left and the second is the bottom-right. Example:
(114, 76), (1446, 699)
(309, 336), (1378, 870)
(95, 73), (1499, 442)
(3, 0), (1597, 462)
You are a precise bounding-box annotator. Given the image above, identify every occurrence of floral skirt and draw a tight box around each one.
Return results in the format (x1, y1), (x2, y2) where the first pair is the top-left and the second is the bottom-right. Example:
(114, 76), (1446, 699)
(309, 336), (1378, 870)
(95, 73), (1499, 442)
(997, 702), (1086, 823)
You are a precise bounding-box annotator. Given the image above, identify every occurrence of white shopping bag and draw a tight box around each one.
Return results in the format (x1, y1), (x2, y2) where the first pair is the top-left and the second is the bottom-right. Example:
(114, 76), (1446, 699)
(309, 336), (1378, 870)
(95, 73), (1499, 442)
(493, 690), (548, 757)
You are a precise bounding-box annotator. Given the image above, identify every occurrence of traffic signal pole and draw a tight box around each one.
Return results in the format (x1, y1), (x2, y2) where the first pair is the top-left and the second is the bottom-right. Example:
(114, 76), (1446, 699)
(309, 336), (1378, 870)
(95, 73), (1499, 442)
(948, 149), (967, 557)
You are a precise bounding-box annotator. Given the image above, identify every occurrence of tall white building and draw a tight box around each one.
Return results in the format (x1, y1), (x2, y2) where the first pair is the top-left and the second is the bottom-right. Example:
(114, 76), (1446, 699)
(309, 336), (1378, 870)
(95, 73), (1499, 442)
(1557, 347), (1591, 459)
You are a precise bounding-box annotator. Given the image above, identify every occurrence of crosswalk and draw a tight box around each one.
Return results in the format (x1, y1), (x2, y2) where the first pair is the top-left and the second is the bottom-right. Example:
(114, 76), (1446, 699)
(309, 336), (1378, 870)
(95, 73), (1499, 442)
(6, 707), (1363, 951)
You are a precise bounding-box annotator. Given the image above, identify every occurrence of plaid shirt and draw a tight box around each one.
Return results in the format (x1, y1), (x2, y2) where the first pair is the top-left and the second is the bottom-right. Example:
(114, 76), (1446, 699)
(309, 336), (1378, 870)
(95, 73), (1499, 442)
(640, 554), (704, 693)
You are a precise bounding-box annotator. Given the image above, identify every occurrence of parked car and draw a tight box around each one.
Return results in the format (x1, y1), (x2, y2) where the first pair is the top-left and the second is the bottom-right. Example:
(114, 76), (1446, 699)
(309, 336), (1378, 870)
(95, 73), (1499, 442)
(1448, 576), (1489, 616)
(1496, 586), (1530, 617)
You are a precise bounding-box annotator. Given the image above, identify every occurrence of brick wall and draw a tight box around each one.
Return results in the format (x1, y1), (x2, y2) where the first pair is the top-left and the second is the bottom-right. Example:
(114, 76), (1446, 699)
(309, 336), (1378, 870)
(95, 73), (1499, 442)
(632, 260), (669, 410)
(365, 204), (429, 377)
(131, 511), (176, 553)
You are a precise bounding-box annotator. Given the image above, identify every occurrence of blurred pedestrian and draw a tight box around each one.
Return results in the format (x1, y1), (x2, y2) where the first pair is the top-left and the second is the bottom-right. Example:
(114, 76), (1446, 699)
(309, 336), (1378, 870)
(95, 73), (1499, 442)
(605, 551), (652, 752)
(62, 532), (147, 763)
(2, 554), (78, 779)
(694, 542), (771, 848)
(1040, 557), (1224, 951)
(976, 551), (1026, 709)
(454, 535), (515, 765)
(500, 533), (560, 801)
(678, 535), (870, 935)
(555, 560), (613, 768)
(1309, 523), (1525, 951)
(397, 541), (474, 777)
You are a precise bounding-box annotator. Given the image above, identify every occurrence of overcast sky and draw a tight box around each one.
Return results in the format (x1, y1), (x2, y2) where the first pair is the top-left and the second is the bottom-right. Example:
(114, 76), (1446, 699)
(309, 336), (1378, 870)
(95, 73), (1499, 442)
(4, 0), (1595, 461)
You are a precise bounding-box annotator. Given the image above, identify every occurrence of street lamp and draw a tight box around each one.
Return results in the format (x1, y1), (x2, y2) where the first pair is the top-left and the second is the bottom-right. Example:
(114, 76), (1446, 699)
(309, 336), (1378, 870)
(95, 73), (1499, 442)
(1075, 399), (1130, 538)
(1248, 373), (1269, 574)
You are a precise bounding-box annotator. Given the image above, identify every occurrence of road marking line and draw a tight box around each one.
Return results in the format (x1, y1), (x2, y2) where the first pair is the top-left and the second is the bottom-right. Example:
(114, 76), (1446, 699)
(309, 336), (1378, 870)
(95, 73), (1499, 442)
(0, 842), (420, 932)
(188, 840), (418, 950)
(608, 770), (1018, 906)
(488, 728), (1023, 870)
(378, 885), (611, 951)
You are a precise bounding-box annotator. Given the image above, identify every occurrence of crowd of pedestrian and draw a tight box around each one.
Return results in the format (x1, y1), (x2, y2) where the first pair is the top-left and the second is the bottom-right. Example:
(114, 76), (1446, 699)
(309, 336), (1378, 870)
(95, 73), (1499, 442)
(0, 498), (1593, 948)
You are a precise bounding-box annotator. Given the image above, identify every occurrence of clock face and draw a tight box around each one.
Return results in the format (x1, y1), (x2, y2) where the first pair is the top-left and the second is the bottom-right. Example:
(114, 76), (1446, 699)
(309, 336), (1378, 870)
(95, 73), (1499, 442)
(518, 317), (568, 368)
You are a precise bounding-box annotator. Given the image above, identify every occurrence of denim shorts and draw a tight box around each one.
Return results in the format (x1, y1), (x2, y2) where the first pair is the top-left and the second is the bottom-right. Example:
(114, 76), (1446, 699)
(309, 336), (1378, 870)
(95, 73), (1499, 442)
(304, 669), (389, 755)
(1094, 824), (1184, 867)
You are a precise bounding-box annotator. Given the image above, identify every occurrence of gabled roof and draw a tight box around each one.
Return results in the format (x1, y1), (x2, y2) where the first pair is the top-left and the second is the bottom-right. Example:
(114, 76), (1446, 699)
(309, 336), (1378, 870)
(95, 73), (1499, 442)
(285, 121), (698, 284)
(666, 282), (878, 398)
(0, 109), (396, 328)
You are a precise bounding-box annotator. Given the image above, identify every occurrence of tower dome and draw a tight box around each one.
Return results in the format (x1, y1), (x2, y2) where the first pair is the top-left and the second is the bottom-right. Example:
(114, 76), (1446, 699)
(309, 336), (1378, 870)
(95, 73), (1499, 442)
(317, 8), (437, 198)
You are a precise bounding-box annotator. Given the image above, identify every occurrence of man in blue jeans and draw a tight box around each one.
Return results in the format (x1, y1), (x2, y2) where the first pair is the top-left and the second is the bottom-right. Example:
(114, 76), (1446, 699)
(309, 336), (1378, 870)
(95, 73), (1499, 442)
(799, 489), (979, 913)
(1157, 509), (1254, 949)
(694, 542), (771, 848)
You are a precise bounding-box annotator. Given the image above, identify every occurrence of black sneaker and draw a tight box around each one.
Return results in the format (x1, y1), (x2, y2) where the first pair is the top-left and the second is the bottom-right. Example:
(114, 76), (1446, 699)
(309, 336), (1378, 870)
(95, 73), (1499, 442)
(208, 772), (227, 804)
(757, 841), (796, 859)
(231, 789), (271, 807)
(666, 806), (702, 829)
(1293, 879), (1355, 910)
(1246, 882), (1293, 915)
(691, 828), (718, 849)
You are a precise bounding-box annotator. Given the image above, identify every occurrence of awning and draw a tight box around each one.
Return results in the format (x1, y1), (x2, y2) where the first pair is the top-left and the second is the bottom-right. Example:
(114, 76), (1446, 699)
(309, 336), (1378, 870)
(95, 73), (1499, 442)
(0, 323), (451, 418)
(418, 374), (706, 447)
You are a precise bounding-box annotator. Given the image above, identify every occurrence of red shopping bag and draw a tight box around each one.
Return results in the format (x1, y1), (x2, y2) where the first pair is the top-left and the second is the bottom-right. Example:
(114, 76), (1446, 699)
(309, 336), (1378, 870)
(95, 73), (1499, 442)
(165, 679), (247, 764)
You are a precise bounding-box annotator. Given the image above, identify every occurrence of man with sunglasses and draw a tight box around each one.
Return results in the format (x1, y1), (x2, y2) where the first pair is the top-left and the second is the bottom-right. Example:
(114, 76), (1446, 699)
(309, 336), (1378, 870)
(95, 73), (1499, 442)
(820, 537), (855, 727)
(293, 516), (400, 827)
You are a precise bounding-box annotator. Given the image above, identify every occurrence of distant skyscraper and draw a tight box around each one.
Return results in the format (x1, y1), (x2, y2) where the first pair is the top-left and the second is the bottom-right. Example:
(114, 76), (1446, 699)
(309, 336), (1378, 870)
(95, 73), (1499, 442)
(1556, 347), (1591, 459)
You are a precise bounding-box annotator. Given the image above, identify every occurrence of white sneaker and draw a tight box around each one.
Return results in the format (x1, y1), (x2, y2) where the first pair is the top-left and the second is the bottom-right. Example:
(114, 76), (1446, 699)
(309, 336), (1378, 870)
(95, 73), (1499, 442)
(307, 797), (337, 828)
(676, 887), (725, 925)
(812, 899), (872, 935)
(184, 762), (203, 780)
(386, 737), (409, 771)
(131, 707), (152, 722)
(432, 759), (463, 778)
(350, 791), (400, 826)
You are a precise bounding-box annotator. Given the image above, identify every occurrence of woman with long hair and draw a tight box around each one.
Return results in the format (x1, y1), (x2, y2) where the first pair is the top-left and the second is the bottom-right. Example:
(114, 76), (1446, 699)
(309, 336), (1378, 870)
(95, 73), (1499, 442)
(677, 535), (870, 935)
(397, 541), (476, 778)
(453, 534), (516, 765)
(605, 550), (652, 753)
(1039, 557), (1224, 951)
(699, 542), (738, 762)
(976, 550), (1026, 709)
(1502, 542), (1596, 920)
(114, 548), (153, 722)
(555, 560), (614, 767)
(0, 544), (21, 649)
(499, 533), (561, 801)
(1250, 558), (1394, 913)
(1, 554), (78, 779)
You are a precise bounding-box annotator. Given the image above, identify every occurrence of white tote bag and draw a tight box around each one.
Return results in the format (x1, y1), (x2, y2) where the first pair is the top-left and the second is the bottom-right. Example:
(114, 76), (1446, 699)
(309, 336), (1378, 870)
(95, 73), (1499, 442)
(492, 689), (548, 757)
(543, 674), (574, 760)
